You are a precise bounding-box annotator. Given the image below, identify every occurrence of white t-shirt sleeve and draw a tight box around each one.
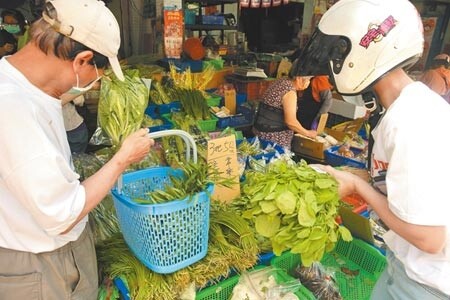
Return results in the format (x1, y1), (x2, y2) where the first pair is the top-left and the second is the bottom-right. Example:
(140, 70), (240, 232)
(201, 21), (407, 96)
(385, 86), (450, 226)
(4, 155), (86, 235)
(0, 93), (86, 235)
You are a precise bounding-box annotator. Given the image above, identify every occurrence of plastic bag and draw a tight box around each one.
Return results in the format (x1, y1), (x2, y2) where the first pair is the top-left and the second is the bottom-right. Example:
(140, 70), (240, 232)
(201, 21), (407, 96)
(96, 69), (149, 146)
(292, 262), (342, 300)
(230, 267), (301, 300)
(266, 279), (302, 300)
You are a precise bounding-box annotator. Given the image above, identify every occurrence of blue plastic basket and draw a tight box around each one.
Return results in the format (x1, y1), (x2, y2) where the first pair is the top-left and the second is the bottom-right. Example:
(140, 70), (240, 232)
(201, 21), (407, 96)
(324, 145), (366, 169)
(216, 105), (254, 129)
(111, 167), (212, 274)
(157, 101), (182, 115)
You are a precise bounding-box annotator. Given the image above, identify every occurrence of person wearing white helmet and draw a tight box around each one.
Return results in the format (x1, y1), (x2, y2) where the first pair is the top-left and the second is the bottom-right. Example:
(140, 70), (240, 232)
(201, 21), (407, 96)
(292, 0), (450, 299)
(0, 1), (154, 299)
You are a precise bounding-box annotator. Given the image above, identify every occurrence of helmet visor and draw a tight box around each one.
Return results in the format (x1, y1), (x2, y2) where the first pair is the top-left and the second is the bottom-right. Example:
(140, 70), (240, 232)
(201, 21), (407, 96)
(290, 28), (351, 77)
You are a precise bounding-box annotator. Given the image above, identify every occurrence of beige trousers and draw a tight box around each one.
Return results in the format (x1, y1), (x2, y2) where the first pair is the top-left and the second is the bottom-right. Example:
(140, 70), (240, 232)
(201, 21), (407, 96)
(0, 224), (98, 300)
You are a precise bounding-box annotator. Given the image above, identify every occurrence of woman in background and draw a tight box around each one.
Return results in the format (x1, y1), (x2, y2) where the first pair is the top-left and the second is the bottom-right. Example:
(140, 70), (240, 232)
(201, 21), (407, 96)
(1, 9), (29, 50)
(297, 75), (333, 129)
(253, 69), (317, 150)
(0, 29), (16, 57)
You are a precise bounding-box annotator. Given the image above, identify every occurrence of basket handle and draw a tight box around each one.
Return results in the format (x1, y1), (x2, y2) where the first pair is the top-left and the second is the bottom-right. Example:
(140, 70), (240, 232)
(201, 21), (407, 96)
(147, 129), (197, 163)
(117, 129), (198, 193)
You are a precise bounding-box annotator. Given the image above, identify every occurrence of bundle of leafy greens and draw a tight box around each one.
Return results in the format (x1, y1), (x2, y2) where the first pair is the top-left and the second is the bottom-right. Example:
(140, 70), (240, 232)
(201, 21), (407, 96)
(96, 205), (259, 300)
(72, 153), (121, 244)
(98, 69), (149, 146)
(236, 160), (352, 266)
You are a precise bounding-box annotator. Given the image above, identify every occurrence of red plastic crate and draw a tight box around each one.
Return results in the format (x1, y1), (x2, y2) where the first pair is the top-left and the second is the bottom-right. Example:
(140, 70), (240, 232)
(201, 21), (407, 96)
(226, 76), (274, 101)
(336, 194), (368, 224)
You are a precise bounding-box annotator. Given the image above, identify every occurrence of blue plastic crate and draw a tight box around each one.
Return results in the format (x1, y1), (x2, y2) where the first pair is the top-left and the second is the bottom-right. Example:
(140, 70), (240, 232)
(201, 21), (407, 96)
(111, 167), (213, 274)
(113, 277), (131, 300)
(237, 137), (285, 164)
(202, 15), (224, 25)
(156, 101), (182, 115)
(255, 138), (285, 162)
(236, 93), (247, 106)
(145, 104), (158, 118)
(216, 105), (254, 129)
(257, 252), (275, 266)
(324, 145), (366, 169)
(148, 122), (173, 133)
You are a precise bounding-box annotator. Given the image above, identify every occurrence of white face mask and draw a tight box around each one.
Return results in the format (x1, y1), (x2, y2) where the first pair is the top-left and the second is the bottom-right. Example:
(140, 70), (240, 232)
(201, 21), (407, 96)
(67, 64), (101, 95)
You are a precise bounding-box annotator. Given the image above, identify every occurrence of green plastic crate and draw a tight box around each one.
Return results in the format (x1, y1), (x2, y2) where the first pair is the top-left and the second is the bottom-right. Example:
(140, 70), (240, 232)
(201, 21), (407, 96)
(197, 115), (218, 132)
(162, 113), (218, 132)
(195, 274), (239, 300)
(196, 266), (313, 300)
(206, 94), (222, 107)
(270, 238), (387, 300)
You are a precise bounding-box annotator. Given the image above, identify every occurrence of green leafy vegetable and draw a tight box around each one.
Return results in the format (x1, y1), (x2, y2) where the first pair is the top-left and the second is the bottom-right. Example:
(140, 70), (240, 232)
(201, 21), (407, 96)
(235, 160), (353, 266)
(275, 190), (297, 214)
(98, 69), (149, 146)
(255, 214), (281, 238)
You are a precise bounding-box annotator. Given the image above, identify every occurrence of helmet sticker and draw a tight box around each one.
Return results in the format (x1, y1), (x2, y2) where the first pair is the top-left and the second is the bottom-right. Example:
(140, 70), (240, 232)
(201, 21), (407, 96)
(359, 16), (397, 49)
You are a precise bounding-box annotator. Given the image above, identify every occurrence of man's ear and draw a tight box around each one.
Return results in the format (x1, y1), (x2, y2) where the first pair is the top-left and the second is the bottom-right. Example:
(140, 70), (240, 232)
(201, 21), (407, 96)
(72, 50), (94, 71)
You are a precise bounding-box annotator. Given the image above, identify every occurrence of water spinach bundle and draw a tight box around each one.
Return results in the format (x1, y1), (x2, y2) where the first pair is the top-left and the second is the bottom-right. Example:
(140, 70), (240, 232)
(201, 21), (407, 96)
(240, 160), (352, 266)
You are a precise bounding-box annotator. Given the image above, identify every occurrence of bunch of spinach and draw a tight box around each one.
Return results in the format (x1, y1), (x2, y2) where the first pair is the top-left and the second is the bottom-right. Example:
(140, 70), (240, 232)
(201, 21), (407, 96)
(239, 160), (352, 266)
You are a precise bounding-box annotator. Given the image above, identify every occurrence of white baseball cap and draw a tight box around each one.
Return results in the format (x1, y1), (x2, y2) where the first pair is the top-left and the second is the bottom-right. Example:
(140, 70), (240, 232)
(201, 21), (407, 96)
(42, 0), (125, 81)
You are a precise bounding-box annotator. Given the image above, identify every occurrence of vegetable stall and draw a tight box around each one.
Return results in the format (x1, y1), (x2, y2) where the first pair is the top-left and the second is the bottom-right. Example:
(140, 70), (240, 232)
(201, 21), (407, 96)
(75, 63), (386, 300)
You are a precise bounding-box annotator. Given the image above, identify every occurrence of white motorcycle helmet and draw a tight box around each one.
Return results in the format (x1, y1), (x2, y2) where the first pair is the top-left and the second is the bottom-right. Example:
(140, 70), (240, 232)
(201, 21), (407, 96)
(291, 0), (424, 96)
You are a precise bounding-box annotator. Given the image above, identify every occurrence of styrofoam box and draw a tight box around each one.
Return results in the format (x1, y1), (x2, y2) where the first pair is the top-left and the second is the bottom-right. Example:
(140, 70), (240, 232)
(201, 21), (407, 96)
(329, 98), (367, 119)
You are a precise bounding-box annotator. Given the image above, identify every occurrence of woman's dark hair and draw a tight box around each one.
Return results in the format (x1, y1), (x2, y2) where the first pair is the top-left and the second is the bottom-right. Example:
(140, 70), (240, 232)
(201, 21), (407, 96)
(430, 57), (450, 69)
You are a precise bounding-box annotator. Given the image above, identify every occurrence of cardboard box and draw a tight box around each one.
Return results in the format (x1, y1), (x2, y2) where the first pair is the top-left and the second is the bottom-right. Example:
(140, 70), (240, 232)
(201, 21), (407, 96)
(292, 114), (336, 160)
(292, 135), (329, 160)
(323, 127), (347, 141)
(193, 67), (234, 90)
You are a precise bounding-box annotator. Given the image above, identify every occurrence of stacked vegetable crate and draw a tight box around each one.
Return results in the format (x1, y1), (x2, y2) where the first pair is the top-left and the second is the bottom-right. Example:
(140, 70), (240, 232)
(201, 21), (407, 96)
(196, 238), (386, 300)
(146, 90), (220, 133)
(271, 238), (386, 300)
(195, 266), (314, 300)
(236, 137), (285, 166)
(324, 145), (366, 169)
(216, 104), (255, 129)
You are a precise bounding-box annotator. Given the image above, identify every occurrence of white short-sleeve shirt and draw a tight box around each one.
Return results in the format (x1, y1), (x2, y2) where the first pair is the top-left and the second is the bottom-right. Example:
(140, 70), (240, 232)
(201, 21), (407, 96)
(371, 81), (450, 295)
(0, 57), (87, 253)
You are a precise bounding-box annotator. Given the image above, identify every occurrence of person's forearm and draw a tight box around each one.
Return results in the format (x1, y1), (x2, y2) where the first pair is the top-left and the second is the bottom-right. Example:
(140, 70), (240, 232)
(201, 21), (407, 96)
(285, 119), (310, 136)
(354, 179), (446, 254)
(316, 90), (333, 117)
(62, 153), (129, 233)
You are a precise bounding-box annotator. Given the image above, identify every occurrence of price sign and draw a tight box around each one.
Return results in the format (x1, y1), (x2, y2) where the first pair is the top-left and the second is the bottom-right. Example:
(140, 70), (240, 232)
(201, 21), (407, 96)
(207, 135), (240, 203)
